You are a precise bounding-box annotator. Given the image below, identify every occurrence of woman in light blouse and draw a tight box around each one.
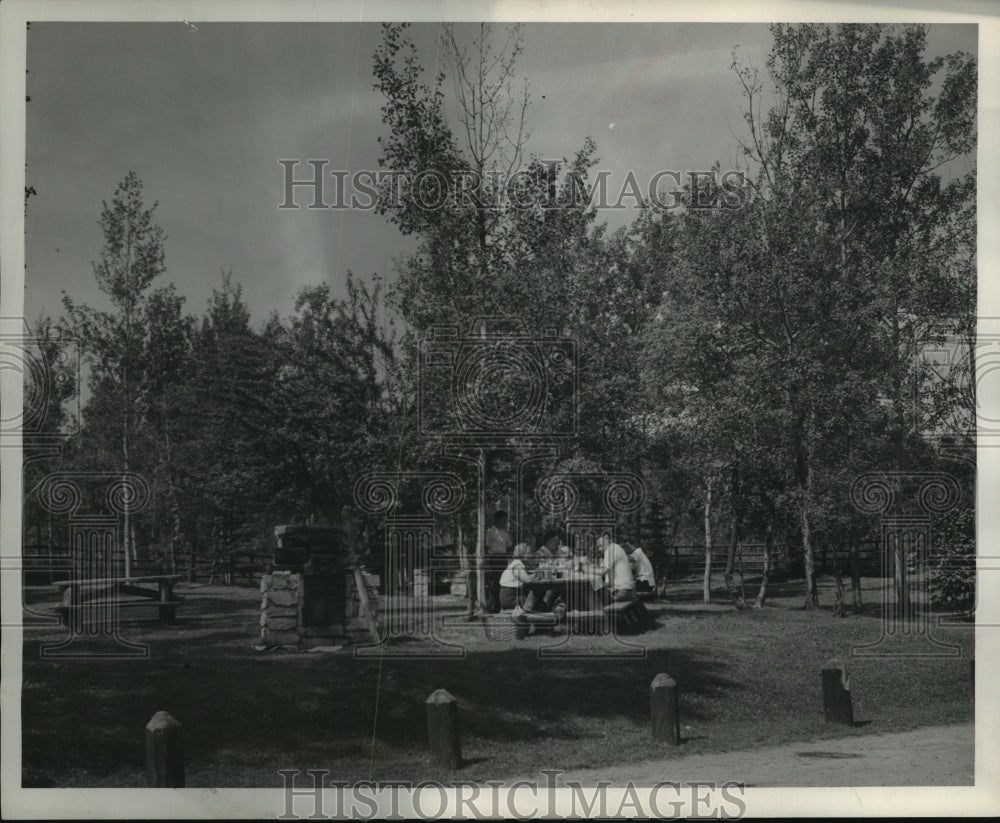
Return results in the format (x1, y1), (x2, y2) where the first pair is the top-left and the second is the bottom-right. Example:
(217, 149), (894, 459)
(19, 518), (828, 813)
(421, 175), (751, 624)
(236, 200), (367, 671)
(498, 543), (536, 611)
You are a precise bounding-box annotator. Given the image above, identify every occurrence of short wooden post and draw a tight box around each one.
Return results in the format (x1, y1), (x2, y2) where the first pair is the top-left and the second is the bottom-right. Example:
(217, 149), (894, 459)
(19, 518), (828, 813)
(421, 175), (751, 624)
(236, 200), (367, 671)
(426, 689), (461, 769)
(821, 659), (854, 726)
(145, 711), (184, 787)
(650, 673), (680, 744)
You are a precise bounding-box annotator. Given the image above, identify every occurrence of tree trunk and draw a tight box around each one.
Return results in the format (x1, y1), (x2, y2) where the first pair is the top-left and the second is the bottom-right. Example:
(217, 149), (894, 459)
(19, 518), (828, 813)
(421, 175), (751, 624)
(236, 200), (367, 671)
(894, 535), (910, 618)
(793, 406), (818, 609)
(703, 477), (713, 604)
(208, 518), (219, 585)
(754, 524), (772, 609)
(669, 518), (681, 583)
(170, 502), (180, 575)
(123, 414), (132, 580)
(164, 414), (180, 575)
(801, 486), (818, 608)
(723, 465), (746, 608)
(476, 448), (486, 615)
(849, 542), (862, 614)
(832, 549), (846, 618)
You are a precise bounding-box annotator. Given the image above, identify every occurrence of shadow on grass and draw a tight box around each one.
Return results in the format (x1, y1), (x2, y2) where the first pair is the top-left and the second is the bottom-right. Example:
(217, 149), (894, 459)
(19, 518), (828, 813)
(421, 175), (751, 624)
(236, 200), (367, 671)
(21, 583), (975, 787)
(22, 630), (741, 780)
(650, 605), (738, 618)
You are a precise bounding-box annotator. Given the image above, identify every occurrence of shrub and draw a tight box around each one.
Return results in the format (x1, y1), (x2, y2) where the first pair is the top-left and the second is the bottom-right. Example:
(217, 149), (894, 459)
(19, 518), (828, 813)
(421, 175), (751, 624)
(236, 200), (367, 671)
(929, 508), (975, 615)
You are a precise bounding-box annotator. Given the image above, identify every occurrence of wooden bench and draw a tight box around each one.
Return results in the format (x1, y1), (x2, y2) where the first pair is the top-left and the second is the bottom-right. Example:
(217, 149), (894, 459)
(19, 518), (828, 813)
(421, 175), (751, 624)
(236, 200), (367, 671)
(52, 575), (184, 627)
(564, 599), (650, 635)
(603, 598), (650, 632)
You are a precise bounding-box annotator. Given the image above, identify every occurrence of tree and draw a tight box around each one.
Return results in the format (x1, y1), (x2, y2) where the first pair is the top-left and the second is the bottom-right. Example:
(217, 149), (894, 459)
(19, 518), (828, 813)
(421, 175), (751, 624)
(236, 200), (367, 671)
(21, 315), (78, 553)
(716, 23), (976, 607)
(62, 171), (191, 577)
(374, 22), (534, 326)
(257, 275), (398, 522)
(171, 272), (273, 573)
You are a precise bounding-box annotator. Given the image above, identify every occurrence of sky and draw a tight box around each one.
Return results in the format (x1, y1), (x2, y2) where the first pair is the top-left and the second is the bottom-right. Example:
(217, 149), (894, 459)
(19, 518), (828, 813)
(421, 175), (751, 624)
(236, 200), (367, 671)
(22, 21), (978, 327)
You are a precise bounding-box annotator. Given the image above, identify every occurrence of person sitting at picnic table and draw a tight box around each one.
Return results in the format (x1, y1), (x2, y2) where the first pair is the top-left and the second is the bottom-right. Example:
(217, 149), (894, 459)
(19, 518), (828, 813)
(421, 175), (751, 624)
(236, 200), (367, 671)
(566, 541), (596, 574)
(625, 542), (656, 595)
(530, 530), (574, 611)
(530, 538), (553, 570)
(498, 543), (536, 611)
(538, 529), (573, 571)
(597, 532), (635, 603)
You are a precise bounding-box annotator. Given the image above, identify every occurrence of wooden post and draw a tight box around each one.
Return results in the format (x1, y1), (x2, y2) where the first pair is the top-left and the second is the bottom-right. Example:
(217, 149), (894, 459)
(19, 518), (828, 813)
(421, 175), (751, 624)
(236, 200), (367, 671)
(650, 673), (680, 744)
(426, 689), (461, 769)
(476, 449), (486, 615)
(145, 711), (184, 787)
(353, 565), (382, 645)
(821, 659), (854, 726)
(344, 506), (358, 564)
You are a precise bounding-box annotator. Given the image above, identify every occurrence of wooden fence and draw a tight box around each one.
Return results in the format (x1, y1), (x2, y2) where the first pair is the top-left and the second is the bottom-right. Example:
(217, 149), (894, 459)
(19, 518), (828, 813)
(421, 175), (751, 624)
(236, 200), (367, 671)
(652, 541), (882, 582)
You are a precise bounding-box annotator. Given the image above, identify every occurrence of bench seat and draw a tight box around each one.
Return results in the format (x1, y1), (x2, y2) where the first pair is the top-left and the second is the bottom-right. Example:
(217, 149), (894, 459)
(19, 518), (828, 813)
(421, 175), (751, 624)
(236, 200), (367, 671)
(55, 600), (182, 626)
(564, 599), (649, 633)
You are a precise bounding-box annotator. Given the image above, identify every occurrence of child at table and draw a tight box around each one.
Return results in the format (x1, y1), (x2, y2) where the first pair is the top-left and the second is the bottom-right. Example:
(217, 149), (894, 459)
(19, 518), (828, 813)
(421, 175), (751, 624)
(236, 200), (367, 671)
(498, 543), (536, 611)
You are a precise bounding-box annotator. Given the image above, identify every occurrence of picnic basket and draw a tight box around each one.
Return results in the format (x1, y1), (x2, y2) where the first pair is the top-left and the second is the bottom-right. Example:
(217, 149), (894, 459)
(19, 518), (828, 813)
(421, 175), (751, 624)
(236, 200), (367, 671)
(482, 613), (521, 641)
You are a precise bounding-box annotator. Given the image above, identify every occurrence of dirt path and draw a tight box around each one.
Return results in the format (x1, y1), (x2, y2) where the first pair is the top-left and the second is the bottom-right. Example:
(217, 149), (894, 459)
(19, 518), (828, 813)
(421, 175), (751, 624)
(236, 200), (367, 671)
(536, 723), (974, 787)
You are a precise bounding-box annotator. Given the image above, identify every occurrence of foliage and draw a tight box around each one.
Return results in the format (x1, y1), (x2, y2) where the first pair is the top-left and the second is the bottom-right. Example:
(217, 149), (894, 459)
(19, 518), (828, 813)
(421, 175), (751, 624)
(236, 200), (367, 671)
(32, 25), (976, 592)
(637, 24), (976, 604)
(929, 508), (975, 614)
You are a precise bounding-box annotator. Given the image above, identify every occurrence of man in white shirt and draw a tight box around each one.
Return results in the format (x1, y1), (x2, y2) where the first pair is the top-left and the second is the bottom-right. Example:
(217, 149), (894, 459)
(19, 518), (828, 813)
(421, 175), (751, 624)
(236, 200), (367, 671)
(625, 542), (656, 595)
(597, 532), (634, 603)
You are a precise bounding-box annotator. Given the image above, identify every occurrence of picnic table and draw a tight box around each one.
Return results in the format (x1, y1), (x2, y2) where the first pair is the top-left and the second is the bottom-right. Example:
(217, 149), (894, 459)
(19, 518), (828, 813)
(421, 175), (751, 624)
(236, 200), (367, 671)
(52, 574), (184, 627)
(524, 569), (606, 612)
(524, 569), (649, 634)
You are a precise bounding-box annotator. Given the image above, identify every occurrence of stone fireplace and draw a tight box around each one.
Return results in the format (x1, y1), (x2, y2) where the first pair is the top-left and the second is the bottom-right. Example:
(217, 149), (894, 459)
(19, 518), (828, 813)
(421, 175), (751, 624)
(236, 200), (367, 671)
(259, 524), (379, 649)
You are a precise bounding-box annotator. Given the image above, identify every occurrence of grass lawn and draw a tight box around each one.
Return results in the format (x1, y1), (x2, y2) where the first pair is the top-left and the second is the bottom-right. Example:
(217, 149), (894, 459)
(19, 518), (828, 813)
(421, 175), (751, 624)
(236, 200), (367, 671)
(20, 577), (974, 787)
